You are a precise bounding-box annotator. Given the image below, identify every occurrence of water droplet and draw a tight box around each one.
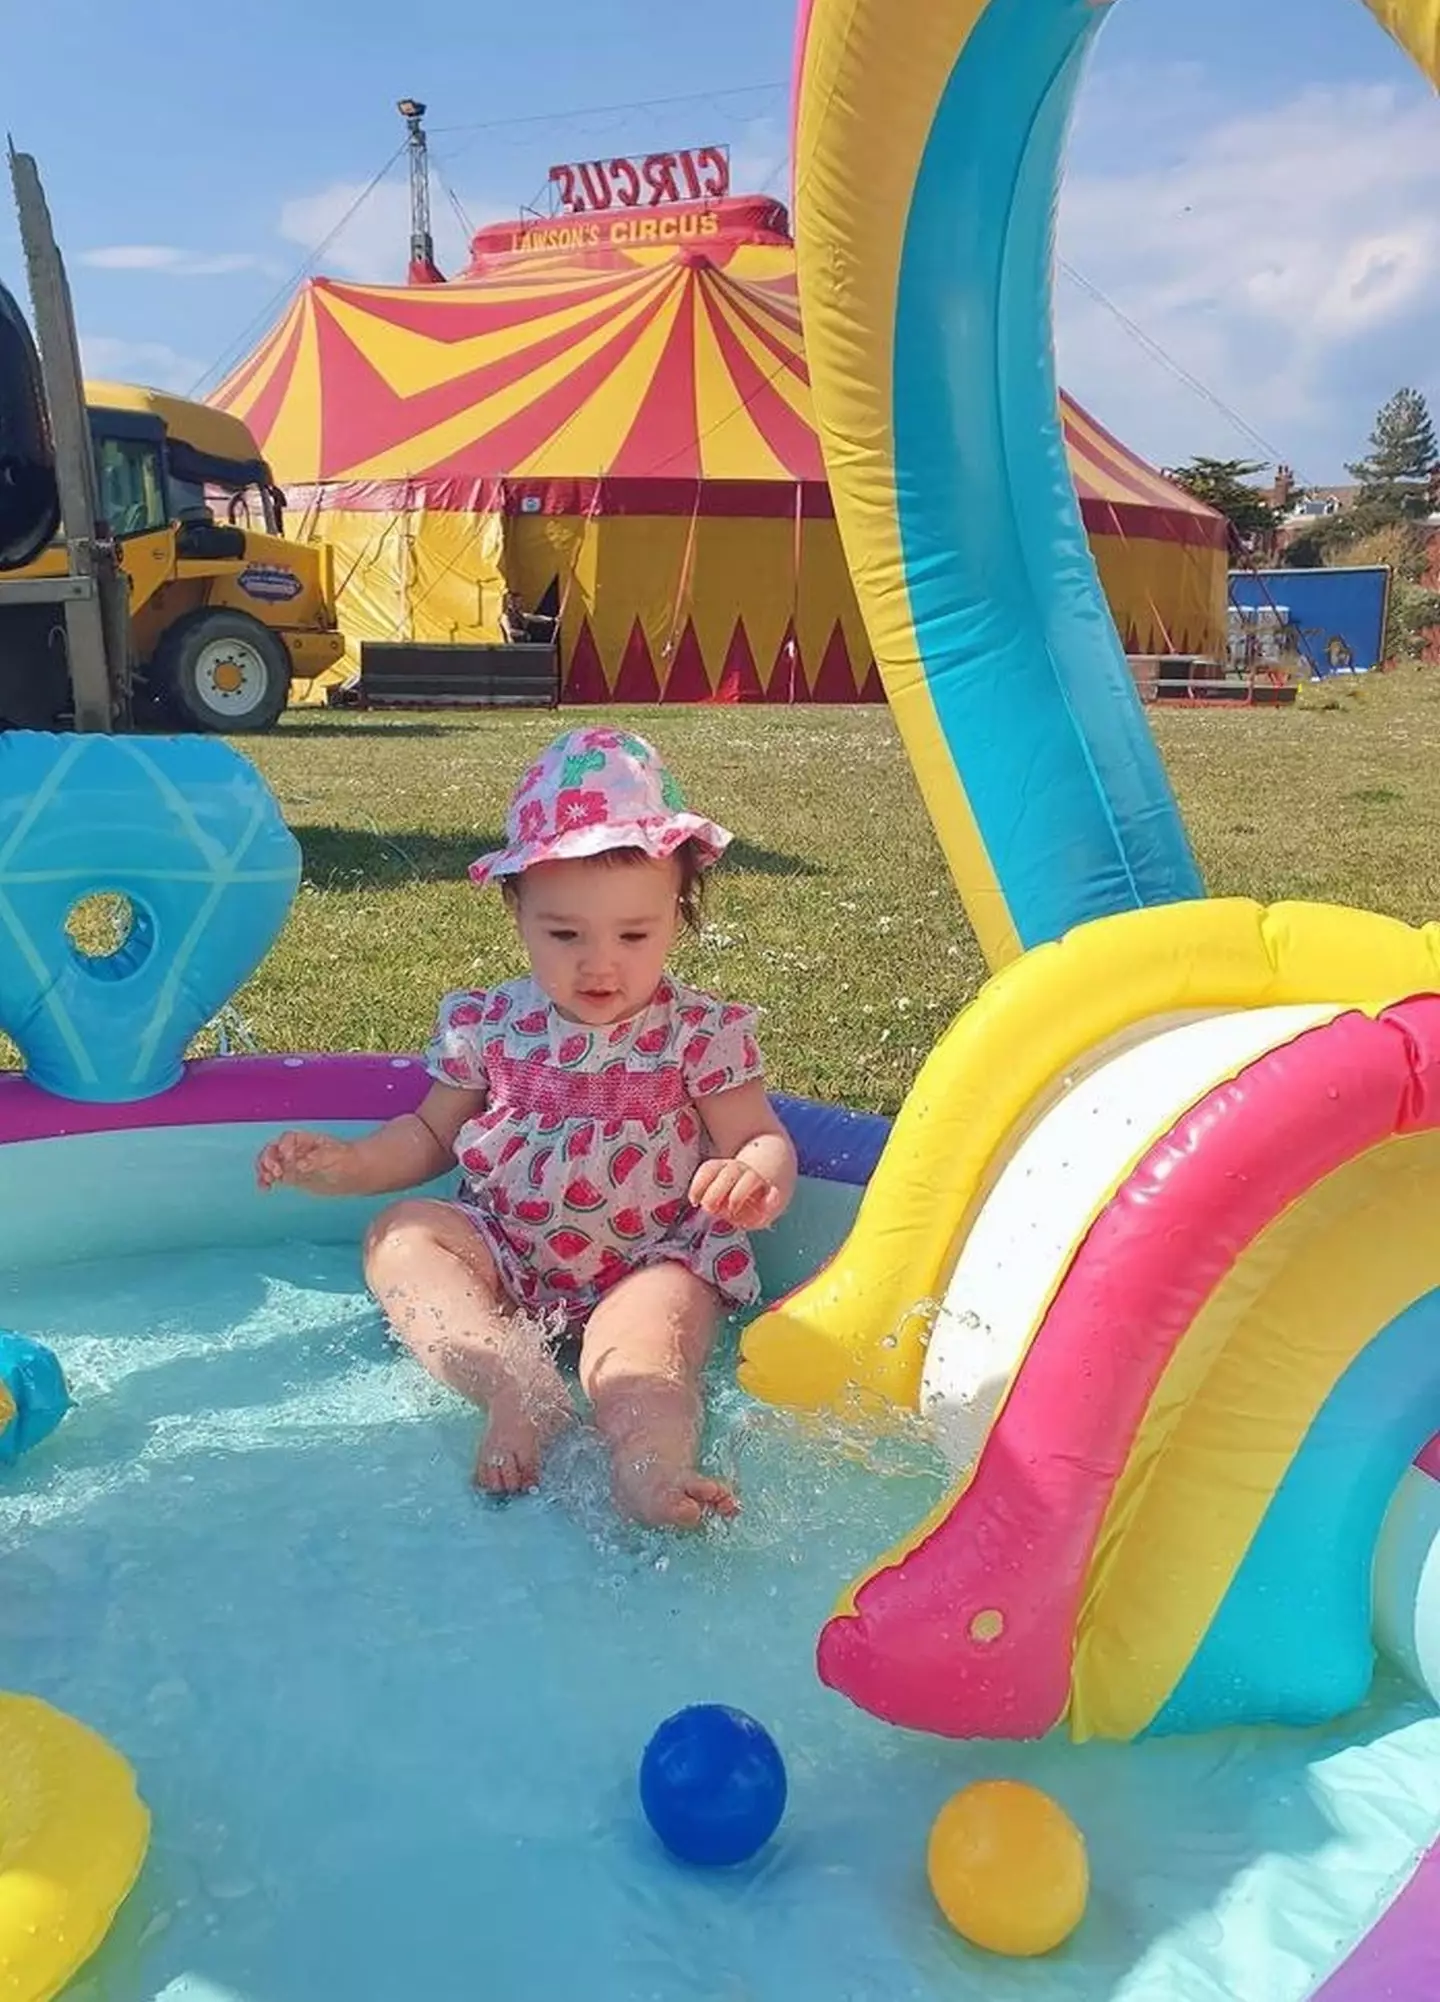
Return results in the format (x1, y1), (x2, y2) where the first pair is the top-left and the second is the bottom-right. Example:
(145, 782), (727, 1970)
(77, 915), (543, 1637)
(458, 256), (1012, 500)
(206, 1871), (258, 1902)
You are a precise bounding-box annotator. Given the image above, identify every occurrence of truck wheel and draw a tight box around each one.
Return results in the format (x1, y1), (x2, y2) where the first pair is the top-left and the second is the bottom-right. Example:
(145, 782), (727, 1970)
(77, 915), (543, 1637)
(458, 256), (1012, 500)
(152, 610), (291, 733)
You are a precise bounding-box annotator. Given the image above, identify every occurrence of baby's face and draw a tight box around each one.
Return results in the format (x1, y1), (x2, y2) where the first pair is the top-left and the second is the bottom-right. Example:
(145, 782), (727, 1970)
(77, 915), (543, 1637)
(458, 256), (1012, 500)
(511, 854), (682, 1026)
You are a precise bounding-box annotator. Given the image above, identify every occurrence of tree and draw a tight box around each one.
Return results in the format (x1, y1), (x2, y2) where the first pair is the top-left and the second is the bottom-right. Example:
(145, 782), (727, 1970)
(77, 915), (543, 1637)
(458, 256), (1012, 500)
(1167, 457), (1280, 544)
(1346, 388), (1439, 526)
(1283, 512), (1360, 569)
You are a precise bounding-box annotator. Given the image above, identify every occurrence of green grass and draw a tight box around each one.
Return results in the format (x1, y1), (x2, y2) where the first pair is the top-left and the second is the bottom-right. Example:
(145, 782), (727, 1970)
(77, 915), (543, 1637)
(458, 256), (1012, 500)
(8, 669), (1440, 1115)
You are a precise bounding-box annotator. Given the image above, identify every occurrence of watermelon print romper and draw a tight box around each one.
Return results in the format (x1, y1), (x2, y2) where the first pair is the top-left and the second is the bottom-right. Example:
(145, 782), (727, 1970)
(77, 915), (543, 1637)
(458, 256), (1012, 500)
(424, 974), (765, 1325)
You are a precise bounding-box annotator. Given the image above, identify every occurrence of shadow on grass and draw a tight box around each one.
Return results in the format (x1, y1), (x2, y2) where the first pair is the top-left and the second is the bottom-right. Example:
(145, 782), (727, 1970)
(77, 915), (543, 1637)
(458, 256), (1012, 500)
(294, 825), (822, 888)
(273, 719), (456, 738)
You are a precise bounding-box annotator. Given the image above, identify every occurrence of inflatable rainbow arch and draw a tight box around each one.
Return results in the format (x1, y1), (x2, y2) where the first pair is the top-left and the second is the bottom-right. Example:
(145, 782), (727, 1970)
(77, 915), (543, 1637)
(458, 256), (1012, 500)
(739, 0), (1440, 1980)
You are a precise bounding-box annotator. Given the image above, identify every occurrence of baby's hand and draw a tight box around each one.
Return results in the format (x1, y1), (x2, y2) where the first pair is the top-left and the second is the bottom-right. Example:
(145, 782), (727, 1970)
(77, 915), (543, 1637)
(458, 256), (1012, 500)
(255, 1129), (357, 1196)
(689, 1158), (786, 1230)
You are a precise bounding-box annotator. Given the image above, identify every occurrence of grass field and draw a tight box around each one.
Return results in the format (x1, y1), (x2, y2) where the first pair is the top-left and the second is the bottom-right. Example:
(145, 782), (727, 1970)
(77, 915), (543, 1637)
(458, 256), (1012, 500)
(12, 668), (1440, 1115)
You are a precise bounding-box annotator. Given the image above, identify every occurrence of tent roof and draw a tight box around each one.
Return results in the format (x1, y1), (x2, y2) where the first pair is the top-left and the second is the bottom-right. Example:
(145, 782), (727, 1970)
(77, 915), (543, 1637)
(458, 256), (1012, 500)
(213, 199), (1225, 548)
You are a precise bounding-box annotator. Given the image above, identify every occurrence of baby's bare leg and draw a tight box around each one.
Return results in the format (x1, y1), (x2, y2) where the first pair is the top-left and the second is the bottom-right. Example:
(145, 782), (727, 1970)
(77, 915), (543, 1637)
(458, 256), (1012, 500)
(579, 1263), (735, 1530)
(363, 1199), (572, 1494)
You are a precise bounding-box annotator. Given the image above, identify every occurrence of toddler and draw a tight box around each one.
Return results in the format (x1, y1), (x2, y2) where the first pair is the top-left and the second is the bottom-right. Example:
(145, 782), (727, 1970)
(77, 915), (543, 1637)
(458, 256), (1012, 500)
(256, 729), (797, 1528)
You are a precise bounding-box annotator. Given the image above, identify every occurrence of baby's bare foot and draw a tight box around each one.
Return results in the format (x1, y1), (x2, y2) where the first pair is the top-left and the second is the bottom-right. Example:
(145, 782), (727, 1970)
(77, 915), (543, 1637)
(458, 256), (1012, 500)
(474, 1392), (570, 1497)
(612, 1449), (739, 1529)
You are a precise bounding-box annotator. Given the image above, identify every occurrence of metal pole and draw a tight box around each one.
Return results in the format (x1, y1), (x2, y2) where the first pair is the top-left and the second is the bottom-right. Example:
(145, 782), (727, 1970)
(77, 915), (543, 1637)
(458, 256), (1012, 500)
(8, 144), (126, 731)
(397, 99), (438, 280)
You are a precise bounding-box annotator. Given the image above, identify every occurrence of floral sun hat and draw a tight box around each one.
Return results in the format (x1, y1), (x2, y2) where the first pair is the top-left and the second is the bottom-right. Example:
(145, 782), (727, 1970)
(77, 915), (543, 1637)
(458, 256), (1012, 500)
(468, 727), (734, 887)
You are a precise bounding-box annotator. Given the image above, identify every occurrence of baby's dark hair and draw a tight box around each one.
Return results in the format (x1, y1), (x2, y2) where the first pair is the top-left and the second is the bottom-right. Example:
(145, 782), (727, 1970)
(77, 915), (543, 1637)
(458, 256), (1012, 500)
(503, 839), (708, 932)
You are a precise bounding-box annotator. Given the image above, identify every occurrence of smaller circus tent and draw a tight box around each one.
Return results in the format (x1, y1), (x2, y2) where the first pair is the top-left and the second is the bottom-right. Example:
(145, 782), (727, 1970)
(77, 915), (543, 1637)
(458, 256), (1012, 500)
(212, 195), (1227, 702)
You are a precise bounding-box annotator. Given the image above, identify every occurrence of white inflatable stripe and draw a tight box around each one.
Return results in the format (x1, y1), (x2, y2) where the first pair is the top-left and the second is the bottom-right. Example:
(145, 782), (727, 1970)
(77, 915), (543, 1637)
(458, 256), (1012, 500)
(919, 1004), (1340, 1472)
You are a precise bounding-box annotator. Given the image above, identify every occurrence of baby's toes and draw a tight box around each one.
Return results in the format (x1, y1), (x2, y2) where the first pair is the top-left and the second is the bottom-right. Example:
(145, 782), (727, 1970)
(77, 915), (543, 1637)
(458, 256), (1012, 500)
(686, 1474), (740, 1520)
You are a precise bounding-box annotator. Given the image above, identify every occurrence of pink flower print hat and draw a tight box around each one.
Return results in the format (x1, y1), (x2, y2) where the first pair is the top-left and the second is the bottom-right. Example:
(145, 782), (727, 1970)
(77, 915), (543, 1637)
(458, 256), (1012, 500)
(469, 728), (734, 887)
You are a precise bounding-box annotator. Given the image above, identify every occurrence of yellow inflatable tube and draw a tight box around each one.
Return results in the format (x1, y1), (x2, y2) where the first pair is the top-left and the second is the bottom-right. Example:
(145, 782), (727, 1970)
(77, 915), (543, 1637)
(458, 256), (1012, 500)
(739, 899), (1440, 1415)
(0, 1693), (149, 2000)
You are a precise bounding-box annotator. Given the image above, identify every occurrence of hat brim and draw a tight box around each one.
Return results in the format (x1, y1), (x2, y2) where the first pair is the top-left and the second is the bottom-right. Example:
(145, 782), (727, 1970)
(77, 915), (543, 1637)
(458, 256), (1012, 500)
(469, 811), (732, 887)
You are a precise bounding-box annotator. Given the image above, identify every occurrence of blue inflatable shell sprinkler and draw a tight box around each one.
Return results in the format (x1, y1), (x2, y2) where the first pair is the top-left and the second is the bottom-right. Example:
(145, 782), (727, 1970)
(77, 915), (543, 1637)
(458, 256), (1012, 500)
(0, 728), (300, 1456)
(0, 732), (301, 1103)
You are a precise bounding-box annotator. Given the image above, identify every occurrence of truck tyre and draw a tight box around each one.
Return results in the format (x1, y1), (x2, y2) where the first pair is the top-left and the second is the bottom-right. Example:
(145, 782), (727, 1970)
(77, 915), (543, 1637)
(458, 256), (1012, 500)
(151, 609), (291, 733)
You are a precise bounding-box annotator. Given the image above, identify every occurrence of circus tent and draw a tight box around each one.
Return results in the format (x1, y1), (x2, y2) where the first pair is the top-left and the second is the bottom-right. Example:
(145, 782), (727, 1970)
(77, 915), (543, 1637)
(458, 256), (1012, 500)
(212, 194), (1228, 703)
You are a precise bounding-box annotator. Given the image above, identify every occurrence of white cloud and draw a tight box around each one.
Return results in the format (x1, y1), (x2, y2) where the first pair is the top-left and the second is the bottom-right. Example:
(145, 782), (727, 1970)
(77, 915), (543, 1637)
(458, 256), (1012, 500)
(80, 244), (279, 278)
(278, 181), (410, 283)
(78, 334), (205, 392)
(1055, 81), (1440, 480)
(185, 252), (283, 278)
(278, 177), (492, 284)
(80, 245), (182, 270)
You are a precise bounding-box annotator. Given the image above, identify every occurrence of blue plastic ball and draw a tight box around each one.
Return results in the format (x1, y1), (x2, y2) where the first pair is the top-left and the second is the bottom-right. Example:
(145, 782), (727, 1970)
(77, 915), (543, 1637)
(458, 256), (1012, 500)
(0, 1332), (71, 1465)
(639, 1705), (787, 1866)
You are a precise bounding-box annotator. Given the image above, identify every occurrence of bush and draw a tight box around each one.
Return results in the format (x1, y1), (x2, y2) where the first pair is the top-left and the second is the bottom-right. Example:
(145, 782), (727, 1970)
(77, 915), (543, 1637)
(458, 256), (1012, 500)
(1385, 581), (1440, 663)
(1342, 526), (1440, 662)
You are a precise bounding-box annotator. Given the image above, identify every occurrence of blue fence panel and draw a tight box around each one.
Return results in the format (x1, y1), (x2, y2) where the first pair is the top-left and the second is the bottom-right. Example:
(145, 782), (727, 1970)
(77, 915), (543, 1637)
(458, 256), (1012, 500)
(1227, 566), (1390, 676)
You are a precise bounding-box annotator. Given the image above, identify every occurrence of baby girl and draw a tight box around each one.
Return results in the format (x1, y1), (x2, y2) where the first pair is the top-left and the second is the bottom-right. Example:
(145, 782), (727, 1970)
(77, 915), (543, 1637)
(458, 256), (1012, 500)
(256, 728), (797, 1528)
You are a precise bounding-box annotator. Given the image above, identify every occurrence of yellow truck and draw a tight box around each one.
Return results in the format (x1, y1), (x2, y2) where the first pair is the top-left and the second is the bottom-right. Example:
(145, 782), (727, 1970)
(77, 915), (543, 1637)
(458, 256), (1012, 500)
(2, 382), (343, 731)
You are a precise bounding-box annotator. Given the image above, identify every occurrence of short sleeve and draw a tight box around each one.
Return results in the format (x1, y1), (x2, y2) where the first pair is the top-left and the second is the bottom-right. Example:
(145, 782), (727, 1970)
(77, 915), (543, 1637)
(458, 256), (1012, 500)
(423, 991), (492, 1092)
(680, 999), (765, 1099)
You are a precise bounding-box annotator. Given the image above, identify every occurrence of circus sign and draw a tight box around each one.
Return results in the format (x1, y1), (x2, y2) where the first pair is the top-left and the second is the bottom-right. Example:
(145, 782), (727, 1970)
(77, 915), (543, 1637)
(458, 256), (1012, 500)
(504, 212), (723, 256)
(549, 146), (730, 215)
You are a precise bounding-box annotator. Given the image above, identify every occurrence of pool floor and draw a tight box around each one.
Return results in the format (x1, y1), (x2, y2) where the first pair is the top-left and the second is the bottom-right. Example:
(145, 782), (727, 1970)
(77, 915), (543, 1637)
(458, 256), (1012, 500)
(3, 1240), (1440, 2002)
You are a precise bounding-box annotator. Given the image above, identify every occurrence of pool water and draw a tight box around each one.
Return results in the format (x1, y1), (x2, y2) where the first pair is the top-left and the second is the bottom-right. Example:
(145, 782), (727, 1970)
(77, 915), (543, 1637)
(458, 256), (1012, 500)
(4, 1240), (1440, 2002)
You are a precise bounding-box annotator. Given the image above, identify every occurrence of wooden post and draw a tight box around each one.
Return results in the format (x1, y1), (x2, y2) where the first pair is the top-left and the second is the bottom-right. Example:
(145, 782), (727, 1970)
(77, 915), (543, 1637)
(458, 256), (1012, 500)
(8, 144), (126, 731)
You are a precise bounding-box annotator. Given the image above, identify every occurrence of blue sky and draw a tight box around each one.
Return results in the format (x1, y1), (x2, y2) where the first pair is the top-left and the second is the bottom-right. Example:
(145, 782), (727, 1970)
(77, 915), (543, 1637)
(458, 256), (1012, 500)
(2, 0), (1435, 481)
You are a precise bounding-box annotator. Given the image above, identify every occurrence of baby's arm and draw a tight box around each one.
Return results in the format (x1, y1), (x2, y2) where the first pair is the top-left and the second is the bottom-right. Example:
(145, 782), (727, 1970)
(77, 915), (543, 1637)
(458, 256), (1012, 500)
(690, 1082), (798, 1229)
(255, 1082), (484, 1198)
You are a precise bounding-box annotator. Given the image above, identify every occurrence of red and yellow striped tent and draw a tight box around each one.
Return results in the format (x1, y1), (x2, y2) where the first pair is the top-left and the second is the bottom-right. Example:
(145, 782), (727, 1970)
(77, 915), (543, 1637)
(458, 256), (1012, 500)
(213, 195), (1227, 702)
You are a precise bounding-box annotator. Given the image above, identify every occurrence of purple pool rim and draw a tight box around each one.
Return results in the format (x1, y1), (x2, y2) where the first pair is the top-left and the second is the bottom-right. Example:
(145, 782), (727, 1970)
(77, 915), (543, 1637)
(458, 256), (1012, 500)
(1309, 1840), (1440, 1999)
(0, 1054), (890, 1186)
(0, 1053), (431, 1145)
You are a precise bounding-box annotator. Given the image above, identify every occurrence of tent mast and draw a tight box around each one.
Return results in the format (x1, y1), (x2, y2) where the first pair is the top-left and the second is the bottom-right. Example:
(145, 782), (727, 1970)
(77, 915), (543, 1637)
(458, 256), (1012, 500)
(397, 98), (444, 285)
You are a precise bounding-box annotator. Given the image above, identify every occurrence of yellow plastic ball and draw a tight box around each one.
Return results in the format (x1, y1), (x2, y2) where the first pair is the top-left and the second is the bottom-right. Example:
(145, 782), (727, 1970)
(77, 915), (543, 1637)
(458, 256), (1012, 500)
(926, 1780), (1089, 1957)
